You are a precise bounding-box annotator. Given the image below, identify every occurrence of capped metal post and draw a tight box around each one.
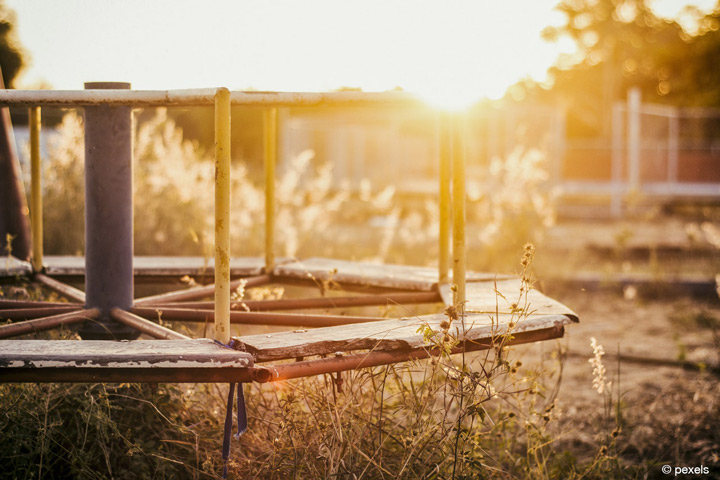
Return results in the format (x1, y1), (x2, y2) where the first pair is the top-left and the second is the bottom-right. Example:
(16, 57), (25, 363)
(79, 82), (137, 340)
(214, 88), (231, 344)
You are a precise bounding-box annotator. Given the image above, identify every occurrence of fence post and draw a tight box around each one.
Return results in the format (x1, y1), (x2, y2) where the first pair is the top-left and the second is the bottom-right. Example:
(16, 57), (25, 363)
(611, 102), (624, 217)
(80, 82), (137, 340)
(627, 87), (642, 194)
(668, 109), (679, 184)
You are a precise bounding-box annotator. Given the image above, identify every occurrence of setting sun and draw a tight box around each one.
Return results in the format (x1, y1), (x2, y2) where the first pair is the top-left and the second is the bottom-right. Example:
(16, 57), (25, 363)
(9, 0), (571, 102)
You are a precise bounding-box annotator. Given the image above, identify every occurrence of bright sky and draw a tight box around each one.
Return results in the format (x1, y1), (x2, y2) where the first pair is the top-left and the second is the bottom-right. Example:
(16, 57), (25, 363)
(6, 0), (718, 108)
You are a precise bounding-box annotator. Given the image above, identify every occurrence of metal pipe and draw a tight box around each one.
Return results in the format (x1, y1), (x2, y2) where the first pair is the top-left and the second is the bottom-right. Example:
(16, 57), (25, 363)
(214, 87), (231, 344)
(451, 113), (467, 307)
(133, 274), (272, 306)
(0, 72), (31, 261)
(438, 113), (452, 284)
(131, 307), (384, 327)
(153, 290), (442, 311)
(0, 305), (81, 321)
(0, 89), (420, 108)
(109, 308), (190, 340)
(0, 308), (99, 339)
(0, 366), (271, 384)
(35, 273), (86, 303)
(80, 82), (136, 340)
(29, 106), (42, 272)
(264, 107), (277, 271)
(0, 299), (83, 309)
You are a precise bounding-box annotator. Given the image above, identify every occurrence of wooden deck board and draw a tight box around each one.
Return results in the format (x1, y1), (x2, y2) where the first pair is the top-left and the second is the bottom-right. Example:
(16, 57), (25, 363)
(0, 338), (253, 369)
(438, 279), (579, 320)
(274, 257), (511, 292)
(234, 312), (575, 362)
(0, 256), (32, 277)
(41, 256), (268, 277)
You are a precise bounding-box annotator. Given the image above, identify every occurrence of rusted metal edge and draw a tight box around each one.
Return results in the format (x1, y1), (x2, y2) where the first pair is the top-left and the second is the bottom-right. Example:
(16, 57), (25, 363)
(133, 274), (272, 306)
(0, 89), (420, 107)
(131, 307), (385, 328)
(0, 305), (82, 321)
(0, 366), (268, 384)
(0, 308), (99, 339)
(34, 273), (86, 303)
(109, 308), (190, 340)
(153, 291), (442, 311)
(0, 299), (83, 309)
(0, 325), (563, 383)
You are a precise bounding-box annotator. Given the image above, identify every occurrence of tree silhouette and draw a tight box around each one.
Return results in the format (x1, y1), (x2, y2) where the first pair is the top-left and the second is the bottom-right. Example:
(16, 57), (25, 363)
(0, 1), (24, 88)
(519, 0), (720, 135)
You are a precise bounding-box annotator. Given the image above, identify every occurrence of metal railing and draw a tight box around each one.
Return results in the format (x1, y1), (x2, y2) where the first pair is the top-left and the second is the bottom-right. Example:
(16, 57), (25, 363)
(0, 86), (469, 342)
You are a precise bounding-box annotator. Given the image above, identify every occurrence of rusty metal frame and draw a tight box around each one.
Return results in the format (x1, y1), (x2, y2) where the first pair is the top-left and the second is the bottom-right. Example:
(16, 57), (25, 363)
(0, 86), (575, 386)
(0, 309), (99, 339)
(131, 306), (389, 328)
(152, 291), (441, 311)
(0, 305), (82, 321)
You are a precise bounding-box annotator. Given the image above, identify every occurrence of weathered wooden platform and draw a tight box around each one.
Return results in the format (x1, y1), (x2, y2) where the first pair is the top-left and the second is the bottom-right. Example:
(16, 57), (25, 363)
(0, 257), (578, 383)
(0, 339), (254, 383)
(0, 256), (31, 277)
(274, 257), (511, 291)
(438, 279), (577, 316)
(0, 256), (271, 279)
(234, 278), (578, 362)
(233, 313), (574, 362)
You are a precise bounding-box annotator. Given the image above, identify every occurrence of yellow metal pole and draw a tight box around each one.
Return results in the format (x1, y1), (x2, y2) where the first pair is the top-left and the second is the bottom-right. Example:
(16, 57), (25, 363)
(214, 88), (231, 344)
(451, 113), (466, 308)
(29, 106), (42, 272)
(264, 107), (277, 271)
(438, 113), (451, 284)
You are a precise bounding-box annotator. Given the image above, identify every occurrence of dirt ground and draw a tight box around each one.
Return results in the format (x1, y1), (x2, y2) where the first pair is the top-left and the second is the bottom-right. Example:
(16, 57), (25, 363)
(510, 284), (720, 470)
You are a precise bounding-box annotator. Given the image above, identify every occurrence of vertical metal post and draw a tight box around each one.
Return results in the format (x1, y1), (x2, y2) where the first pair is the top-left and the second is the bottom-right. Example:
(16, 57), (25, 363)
(80, 82), (137, 340)
(0, 71), (31, 261)
(438, 113), (451, 284)
(214, 87), (231, 344)
(451, 113), (466, 308)
(29, 106), (43, 271)
(627, 87), (641, 193)
(264, 107), (277, 272)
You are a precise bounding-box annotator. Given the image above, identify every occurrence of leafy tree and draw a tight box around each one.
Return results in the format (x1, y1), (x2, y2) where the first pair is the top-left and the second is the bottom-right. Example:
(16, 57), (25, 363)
(0, 0), (24, 88)
(519, 0), (720, 136)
